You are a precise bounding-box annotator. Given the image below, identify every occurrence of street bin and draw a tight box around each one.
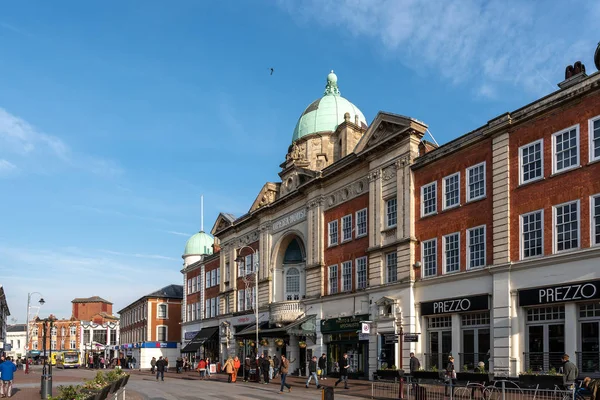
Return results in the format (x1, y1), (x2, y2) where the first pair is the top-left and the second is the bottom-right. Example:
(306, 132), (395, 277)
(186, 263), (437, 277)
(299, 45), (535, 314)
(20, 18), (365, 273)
(322, 386), (334, 400)
(40, 374), (53, 399)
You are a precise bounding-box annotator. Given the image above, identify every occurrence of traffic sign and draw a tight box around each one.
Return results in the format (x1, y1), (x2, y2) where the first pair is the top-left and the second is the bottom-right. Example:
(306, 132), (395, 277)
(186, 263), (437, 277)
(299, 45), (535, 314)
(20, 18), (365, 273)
(361, 323), (370, 334)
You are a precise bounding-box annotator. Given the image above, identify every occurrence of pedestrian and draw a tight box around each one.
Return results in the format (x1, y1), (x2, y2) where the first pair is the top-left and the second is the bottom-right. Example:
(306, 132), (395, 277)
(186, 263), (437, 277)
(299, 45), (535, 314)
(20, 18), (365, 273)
(164, 357), (169, 373)
(197, 358), (206, 379)
(318, 353), (327, 380)
(0, 355), (17, 398)
(279, 354), (292, 393)
(268, 356), (274, 380)
(224, 356), (235, 383)
(306, 356), (320, 388)
(176, 357), (183, 374)
(205, 357), (211, 379)
(273, 355), (280, 378)
(583, 377), (600, 400)
(561, 354), (578, 389)
(261, 354), (270, 384)
(334, 353), (350, 389)
(150, 357), (156, 373)
(244, 356), (251, 382)
(233, 356), (241, 383)
(409, 352), (421, 374)
(444, 356), (457, 397)
(155, 356), (166, 381)
(132, 356), (137, 370)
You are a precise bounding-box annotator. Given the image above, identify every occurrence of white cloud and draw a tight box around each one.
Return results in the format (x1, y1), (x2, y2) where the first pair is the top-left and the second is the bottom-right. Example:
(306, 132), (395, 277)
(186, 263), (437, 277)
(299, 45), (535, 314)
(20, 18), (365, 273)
(99, 249), (179, 261)
(166, 230), (192, 237)
(0, 107), (122, 177)
(0, 159), (17, 175)
(280, 0), (599, 96)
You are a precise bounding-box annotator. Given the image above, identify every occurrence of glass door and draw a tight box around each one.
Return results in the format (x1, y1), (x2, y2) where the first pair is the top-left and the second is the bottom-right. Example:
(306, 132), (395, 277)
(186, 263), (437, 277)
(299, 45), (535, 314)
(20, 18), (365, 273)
(581, 321), (599, 373)
(462, 328), (490, 370)
(429, 330), (452, 370)
(527, 324), (564, 372)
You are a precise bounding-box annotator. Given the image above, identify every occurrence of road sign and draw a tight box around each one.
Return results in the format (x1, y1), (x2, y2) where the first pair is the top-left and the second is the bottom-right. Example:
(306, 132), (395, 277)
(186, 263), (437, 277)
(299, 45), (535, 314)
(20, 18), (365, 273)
(384, 334), (399, 344)
(361, 323), (370, 334)
(403, 334), (419, 342)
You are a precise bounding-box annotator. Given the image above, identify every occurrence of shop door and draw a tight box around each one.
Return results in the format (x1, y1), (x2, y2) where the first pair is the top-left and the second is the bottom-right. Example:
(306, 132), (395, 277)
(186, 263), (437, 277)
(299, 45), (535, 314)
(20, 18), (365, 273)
(527, 324), (564, 371)
(580, 321), (599, 373)
(429, 331), (451, 370)
(462, 328), (490, 370)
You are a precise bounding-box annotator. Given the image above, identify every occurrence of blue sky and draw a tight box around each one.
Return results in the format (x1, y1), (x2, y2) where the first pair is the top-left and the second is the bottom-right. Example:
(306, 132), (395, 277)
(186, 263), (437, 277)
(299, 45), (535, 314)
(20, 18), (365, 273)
(1, 1), (599, 323)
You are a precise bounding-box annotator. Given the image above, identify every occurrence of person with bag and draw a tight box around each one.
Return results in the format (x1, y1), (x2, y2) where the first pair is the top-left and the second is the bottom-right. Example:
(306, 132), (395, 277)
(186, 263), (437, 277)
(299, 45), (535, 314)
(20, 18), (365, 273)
(279, 355), (292, 393)
(150, 357), (156, 373)
(318, 353), (327, 380)
(445, 356), (457, 397)
(224, 356), (235, 383)
(0, 355), (17, 398)
(233, 356), (241, 383)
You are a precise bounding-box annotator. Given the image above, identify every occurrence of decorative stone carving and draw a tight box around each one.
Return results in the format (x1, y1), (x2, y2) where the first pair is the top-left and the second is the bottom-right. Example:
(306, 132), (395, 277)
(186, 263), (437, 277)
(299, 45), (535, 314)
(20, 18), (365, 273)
(382, 165), (396, 181)
(368, 170), (380, 182)
(395, 156), (409, 169)
(235, 230), (259, 247)
(324, 176), (370, 210)
(368, 121), (395, 147)
(308, 197), (325, 209)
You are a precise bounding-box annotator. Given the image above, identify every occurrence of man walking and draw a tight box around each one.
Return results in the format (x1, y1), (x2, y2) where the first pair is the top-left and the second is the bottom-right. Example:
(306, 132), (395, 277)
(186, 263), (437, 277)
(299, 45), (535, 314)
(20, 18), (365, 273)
(155, 356), (166, 381)
(318, 353), (327, 380)
(150, 357), (156, 373)
(334, 353), (350, 389)
(261, 354), (270, 384)
(409, 352), (421, 374)
(0, 355), (17, 398)
(273, 355), (280, 378)
(306, 356), (320, 388)
(279, 355), (292, 393)
(561, 354), (578, 389)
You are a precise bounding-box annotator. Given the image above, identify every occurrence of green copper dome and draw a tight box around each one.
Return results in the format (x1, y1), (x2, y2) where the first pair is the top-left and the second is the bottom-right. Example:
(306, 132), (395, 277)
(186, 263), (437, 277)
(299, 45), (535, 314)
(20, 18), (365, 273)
(183, 231), (214, 256)
(292, 70), (367, 143)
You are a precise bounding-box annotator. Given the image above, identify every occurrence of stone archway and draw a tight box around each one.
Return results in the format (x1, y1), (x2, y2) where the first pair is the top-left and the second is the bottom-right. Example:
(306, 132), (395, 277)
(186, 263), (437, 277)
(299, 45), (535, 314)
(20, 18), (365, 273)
(271, 232), (307, 303)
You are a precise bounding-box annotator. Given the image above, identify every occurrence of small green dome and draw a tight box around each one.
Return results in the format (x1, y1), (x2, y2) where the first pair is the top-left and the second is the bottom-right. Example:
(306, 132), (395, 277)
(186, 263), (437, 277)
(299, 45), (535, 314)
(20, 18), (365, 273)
(183, 231), (214, 256)
(292, 70), (367, 143)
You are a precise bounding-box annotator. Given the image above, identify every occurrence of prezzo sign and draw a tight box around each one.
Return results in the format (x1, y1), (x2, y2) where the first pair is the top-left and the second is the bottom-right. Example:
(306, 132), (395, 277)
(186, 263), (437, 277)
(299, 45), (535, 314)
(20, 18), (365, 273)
(519, 280), (600, 307)
(272, 209), (307, 233)
(421, 294), (489, 316)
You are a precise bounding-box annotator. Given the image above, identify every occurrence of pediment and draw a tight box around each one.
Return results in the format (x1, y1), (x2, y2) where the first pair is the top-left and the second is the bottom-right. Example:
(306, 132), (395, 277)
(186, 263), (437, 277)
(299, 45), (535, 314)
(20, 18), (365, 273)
(375, 296), (397, 306)
(249, 182), (281, 213)
(279, 166), (319, 197)
(211, 212), (236, 235)
(354, 112), (428, 155)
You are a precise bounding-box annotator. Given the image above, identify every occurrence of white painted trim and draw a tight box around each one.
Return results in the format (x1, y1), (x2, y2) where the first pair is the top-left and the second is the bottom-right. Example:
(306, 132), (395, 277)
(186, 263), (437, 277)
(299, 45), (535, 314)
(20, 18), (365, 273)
(466, 225), (486, 270)
(552, 199), (581, 254)
(551, 124), (580, 174)
(328, 265), (338, 295)
(518, 139), (544, 185)
(341, 214), (353, 242)
(442, 232), (460, 274)
(590, 194), (600, 247)
(328, 220), (339, 246)
(519, 209), (545, 260)
(442, 172), (460, 210)
(355, 208), (368, 238)
(421, 238), (438, 278)
(386, 197), (398, 228)
(590, 115), (600, 163)
(341, 260), (353, 292)
(466, 162), (486, 202)
(156, 325), (168, 342)
(355, 256), (368, 290)
(421, 181), (438, 217)
(157, 302), (168, 320)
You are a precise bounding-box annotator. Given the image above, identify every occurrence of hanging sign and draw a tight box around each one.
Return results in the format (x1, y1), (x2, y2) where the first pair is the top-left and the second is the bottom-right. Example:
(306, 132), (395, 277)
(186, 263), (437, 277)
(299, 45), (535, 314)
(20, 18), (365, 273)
(361, 323), (370, 334)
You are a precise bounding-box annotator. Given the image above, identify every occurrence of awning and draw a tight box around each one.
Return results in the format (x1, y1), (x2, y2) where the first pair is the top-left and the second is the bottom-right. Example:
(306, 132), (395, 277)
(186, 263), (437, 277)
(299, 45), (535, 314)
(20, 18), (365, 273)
(235, 321), (271, 336)
(181, 327), (219, 352)
(286, 314), (317, 336)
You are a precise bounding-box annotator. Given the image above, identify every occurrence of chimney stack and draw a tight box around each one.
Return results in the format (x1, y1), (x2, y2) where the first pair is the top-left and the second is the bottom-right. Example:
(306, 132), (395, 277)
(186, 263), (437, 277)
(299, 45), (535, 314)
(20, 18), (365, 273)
(558, 61), (587, 89)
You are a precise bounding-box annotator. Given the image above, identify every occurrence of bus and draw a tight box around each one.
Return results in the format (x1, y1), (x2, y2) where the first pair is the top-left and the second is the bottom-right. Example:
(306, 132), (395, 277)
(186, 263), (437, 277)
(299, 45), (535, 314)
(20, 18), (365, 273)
(57, 351), (80, 369)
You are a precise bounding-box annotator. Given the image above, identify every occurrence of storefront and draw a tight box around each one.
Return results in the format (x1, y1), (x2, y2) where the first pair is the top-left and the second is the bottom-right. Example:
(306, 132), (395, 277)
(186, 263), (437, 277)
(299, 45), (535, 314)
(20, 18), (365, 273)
(321, 314), (369, 379)
(518, 279), (600, 374)
(421, 294), (490, 371)
(181, 327), (219, 362)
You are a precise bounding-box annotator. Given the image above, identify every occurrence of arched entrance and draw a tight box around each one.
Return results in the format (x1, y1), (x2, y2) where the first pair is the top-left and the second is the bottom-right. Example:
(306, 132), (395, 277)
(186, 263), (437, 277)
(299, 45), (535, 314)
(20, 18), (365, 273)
(273, 234), (306, 303)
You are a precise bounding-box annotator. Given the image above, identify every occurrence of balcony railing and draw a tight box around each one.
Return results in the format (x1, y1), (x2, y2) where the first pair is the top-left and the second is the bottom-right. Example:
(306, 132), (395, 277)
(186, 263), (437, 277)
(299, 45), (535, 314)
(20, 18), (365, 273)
(269, 301), (303, 323)
(424, 353), (451, 370)
(523, 352), (564, 373)
(576, 352), (600, 375)
(458, 353), (489, 371)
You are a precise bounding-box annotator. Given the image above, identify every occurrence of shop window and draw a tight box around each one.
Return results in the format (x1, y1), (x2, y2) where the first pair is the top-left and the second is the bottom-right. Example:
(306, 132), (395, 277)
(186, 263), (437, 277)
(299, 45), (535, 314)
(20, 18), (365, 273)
(527, 306), (565, 322)
(428, 316), (452, 329)
(579, 303), (600, 373)
(525, 306), (565, 372)
(462, 312), (490, 326)
(580, 303), (600, 318)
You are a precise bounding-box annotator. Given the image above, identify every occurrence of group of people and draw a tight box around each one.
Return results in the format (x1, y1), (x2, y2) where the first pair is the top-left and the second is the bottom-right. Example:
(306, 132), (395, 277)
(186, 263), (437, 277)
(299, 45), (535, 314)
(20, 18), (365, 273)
(194, 357), (213, 379)
(222, 353), (295, 393)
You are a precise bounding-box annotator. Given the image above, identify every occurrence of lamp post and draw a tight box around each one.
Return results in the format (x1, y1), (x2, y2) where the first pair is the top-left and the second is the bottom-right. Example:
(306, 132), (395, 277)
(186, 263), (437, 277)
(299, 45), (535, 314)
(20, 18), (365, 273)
(41, 318), (54, 399)
(25, 292), (44, 374)
(235, 246), (259, 357)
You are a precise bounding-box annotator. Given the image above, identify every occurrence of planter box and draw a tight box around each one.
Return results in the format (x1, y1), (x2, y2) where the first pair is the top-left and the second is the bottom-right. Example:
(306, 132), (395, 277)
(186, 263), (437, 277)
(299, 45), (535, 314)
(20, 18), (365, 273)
(375, 369), (405, 381)
(456, 372), (493, 383)
(411, 370), (443, 380)
(519, 374), (565, 389)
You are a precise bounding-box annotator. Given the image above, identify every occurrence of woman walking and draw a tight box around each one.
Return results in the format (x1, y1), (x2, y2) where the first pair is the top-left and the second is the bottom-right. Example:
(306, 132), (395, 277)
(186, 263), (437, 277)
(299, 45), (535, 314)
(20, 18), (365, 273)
(233, 356), (241, 383)
(224, 356), (235, 383)
(445, 356), (457, 397)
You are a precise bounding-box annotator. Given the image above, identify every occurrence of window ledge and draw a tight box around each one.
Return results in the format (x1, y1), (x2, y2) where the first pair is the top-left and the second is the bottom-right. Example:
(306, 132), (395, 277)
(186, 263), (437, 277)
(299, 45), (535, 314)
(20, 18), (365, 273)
(518, 176), (545, 188)
(550, 165), (581, 178)
(382, 225), (397, 233)
(356, 233), (368, 239)
(441, 204), (460, 213)
(465, 196), (487, 205)
(420, 211), (438, 219)
(341, 238), (352, 244)
(587, 158), (600, 167)
(327, 243), (338, 248)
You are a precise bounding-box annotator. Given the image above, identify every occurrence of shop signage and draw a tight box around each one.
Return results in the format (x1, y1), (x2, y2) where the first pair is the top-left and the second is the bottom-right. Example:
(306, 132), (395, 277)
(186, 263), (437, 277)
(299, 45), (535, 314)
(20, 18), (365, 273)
(421, 294), (489, 316)
(384, 334), (399, 344)
(519, 280), (600, 307)
(320, 314), (370, 333)
(358, 333), (370, 341)
(185, 331), (199, 340)
(403, 334), (419, 343)
(272, 208), (306, 233)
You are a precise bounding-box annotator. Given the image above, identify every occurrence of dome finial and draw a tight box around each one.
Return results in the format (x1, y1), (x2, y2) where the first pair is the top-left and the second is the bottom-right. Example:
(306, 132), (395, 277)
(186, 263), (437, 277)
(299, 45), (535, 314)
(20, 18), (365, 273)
(324, 70), (340, 96)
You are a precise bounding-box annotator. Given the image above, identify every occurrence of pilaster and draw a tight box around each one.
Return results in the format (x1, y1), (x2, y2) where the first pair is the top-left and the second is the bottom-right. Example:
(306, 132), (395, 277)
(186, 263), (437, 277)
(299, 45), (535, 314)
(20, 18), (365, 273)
(492, 133), (510, 265)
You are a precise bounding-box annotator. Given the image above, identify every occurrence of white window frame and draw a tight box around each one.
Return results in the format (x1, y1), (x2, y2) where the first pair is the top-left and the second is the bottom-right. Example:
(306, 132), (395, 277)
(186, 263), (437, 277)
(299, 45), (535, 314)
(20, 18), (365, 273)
(421, 181), (438, 216)
(328, 220), (339, 246)
(442, 232), (460, 274)
(422, 238), (437, 278)
(157, 303), (168, 319)
(245, 254), (253, 274)
(553, 200), (580, 253)
(206, 271), (211, 288)
(70, 340), (76, 350)
(192, 276), (197, 292)
(442, 173), (460, 210)
(552, 124), (580, 174)
(355, 208), (367, 237)
(187, 304), (192, 321)
(519, 139), (544, 184)
(237, 289), (245, 312)
(590, 115), (600, 163)
(341, 214), (353, 242)
(342, 261), (352, 292)
(591, 194), (600, 247)
(211, 269), (217, 286)
(356, 256), (367, 290)
(466, 162), (486, 202)
(467, 225), (486, 269)
(328, 265), (338, 295)
(156, 325), (168, 342)
(217, 268), (221, 285)
(386, 252), (398, 283)
(520, 209), (544, 259)
(187, 278), (192, 294)
(386, 198), (398, 227)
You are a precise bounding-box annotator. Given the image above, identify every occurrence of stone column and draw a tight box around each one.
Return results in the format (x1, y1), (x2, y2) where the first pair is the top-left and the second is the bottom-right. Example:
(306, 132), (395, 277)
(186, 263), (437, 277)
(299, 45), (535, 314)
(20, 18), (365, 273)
(509, 291), (519, 376)
(451, 314), (461, 366)
(493, 271), (511, 377)
(564, 303), (577, 360)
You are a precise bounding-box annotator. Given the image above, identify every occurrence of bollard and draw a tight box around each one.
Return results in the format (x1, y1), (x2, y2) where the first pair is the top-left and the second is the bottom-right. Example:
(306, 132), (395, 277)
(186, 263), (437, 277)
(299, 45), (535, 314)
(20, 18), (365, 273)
(322, 386), (334, 400)
(398, 377), (404, 400)
(40, 374), (53, 399)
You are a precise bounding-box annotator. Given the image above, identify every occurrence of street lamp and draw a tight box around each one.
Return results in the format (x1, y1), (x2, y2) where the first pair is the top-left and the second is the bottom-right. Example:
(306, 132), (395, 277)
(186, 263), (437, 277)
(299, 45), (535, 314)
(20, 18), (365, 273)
(41, 317), (54, 399)
(235, 246), (259, 358)
(25, 292), (44, 374)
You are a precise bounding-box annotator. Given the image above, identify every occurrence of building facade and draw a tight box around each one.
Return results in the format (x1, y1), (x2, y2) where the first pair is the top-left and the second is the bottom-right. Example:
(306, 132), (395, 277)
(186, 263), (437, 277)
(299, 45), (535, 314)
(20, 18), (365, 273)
(6, 324), (26, 359)
(30, 316), (81, 358)
(117, 285), (183, 368)
(72, 296), (120, 361)
(0, 285), (10, 356)
(181, 57), (600, 379)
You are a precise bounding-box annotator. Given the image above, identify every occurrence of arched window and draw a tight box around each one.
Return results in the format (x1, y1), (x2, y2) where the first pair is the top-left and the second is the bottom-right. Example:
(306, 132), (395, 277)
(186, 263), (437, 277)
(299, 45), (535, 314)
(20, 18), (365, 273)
(285, 267), (300, 301)
(283, 239), (303, 263)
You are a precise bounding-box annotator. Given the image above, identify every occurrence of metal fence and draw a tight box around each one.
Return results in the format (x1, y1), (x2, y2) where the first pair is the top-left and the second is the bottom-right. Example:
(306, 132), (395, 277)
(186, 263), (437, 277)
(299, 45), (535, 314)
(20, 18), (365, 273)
(523, 352), (564, 373)
(370, 380), (575, 400)
(575, 352), (600, 375)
